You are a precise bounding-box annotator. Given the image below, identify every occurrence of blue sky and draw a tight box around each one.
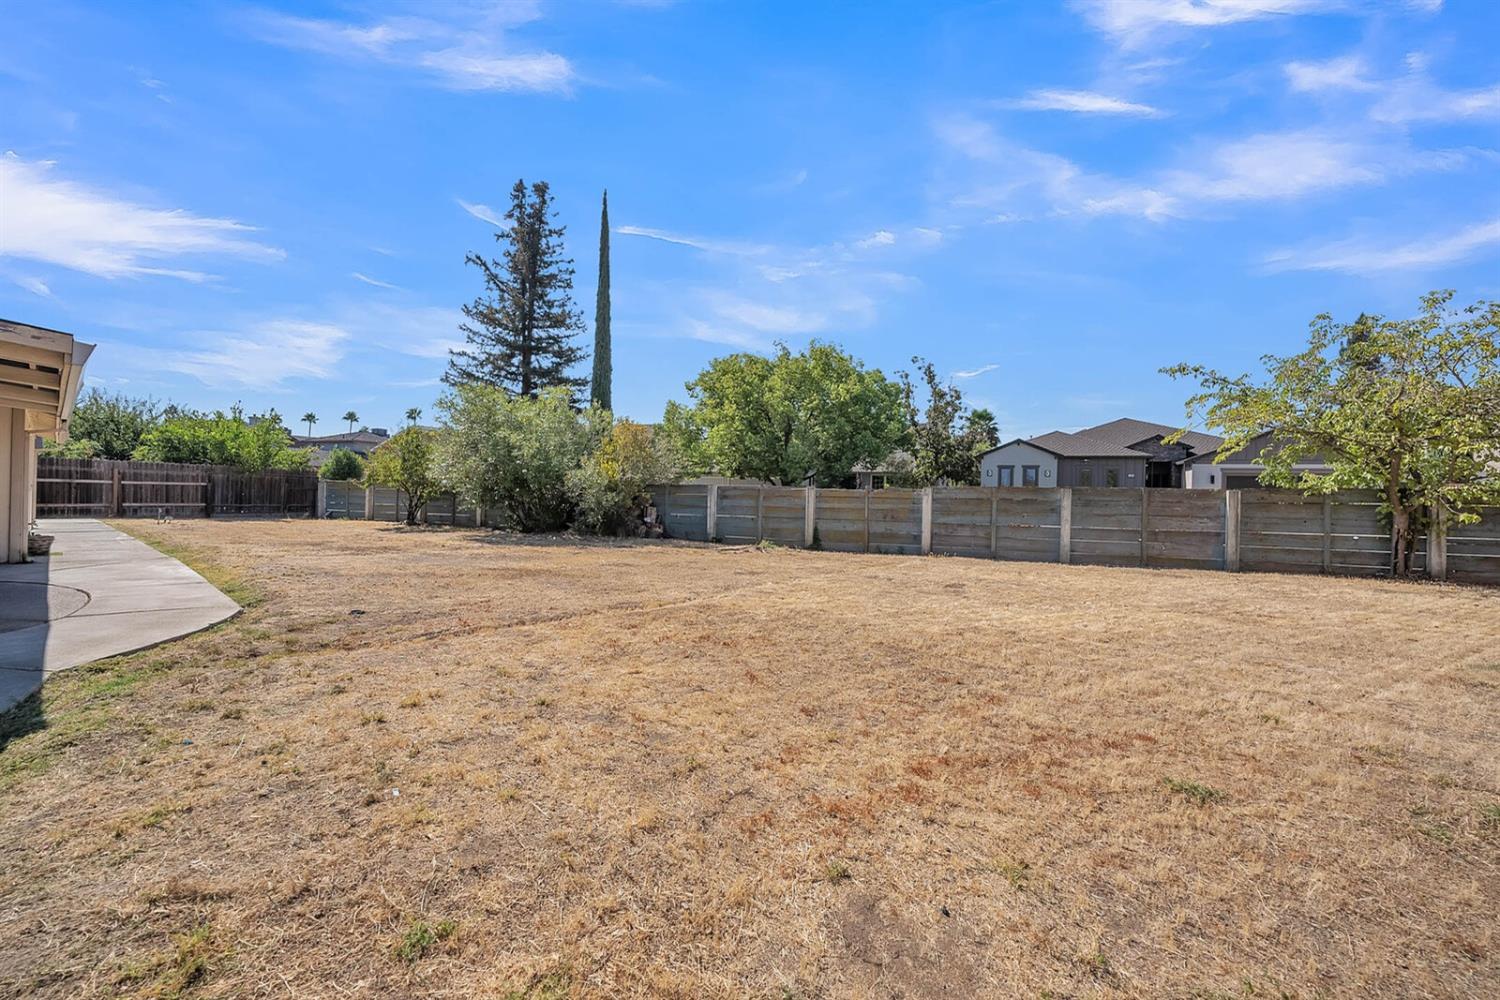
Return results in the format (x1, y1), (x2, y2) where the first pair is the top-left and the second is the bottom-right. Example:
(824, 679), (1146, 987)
(2, 0), (1497, 440)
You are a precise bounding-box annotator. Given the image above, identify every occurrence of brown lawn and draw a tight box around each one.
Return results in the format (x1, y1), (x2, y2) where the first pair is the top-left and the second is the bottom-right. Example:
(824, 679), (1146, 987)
(1, 519), (1497, 999)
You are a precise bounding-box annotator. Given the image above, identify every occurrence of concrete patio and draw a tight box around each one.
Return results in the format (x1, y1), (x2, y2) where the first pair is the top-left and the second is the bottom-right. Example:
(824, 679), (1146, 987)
(0, 519), (240, 713)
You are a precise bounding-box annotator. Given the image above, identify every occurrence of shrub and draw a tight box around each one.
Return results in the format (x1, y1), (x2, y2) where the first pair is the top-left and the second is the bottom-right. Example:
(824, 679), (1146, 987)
(436, 385), (602, 532)
(569, 420), (679, 534)
(133, 406), (310, 472)
(366, 428), (441, 525)
(318, 447), (365, 481)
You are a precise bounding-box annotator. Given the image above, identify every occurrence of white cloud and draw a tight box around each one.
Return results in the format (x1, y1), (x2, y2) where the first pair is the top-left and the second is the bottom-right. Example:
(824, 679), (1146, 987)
(856, 230), (897, 249)
(710, 295), (829, 335)
(1265, 217), (1500, 273)
(167, 320), (350, 388)
(615, 225), (770, 256)
(457, 199), (504, 226)
(1005, 88), (1163, 116)
(1074, 0), (1339, 46)
(953, 364), (999, 379)
(1373, 79), (1500, 123)
(0, 153), (282, 280)
(10, 275), (53, 298)
(1284, 54), (1377, 93)
(1164, 129), (1389, 202)
(244, 7), (574, 94)
(352, 271), (398, 289)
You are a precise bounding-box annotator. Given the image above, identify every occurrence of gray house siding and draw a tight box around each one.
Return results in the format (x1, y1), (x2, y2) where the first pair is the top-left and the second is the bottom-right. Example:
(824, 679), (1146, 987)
(1055, 456), (1147, 488)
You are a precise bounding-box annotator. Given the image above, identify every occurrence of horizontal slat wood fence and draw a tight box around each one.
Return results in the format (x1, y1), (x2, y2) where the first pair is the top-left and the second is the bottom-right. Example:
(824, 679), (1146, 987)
(37, 458), (316, 518)
(315, 481), (479, 525)
(649, 484), (1495, 585)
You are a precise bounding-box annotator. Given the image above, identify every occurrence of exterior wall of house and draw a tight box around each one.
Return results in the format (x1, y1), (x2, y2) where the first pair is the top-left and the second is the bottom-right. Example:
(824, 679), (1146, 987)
(980, 442), (1058, 487)
(1056, 455), (1147, 488)
(2, 406), (30, 563)
(1186, 462), (1332, 489)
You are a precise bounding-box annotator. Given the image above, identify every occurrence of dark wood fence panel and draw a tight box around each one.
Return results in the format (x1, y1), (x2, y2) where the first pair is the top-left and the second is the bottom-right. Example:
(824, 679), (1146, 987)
(1447, 507), (1500, 584)
(37, 458), (314, 518)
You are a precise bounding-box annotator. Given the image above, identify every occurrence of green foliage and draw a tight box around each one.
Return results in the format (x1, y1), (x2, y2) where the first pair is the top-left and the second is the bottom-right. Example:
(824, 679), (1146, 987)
(591, 190), (612, 410)
(663, 342), (907, 486)
(436, 385), (603, 531)
(366, 427), (442, 525)
(1164, 777), (1226, 805)
(318, 447), (365, 481)
(62, 388), (161, 459)
(900, 359), (993, 486)
(133, 407), (310, 472)
(41, 436), (100, 459)
(394, 918), (457, 963)
(447, 179), (588, 399)
(1166, 291), (1500, 574)
(569, 419), (679, 534)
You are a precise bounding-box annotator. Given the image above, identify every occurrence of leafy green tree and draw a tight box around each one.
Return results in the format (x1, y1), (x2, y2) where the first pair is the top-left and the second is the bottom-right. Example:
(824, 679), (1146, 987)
(1165, 290), (1500, 576)
(658, 400), (710, 477)
(343, 410), (359, 434)
(366, 427), (442, 526)
(133, 407), (310, 472)
(664, 342), (907, 486)
(319, 447), (365, 481)
(40, 437), (99, 459)
(302, 411), (317, 436)
(590, 190), (612, 411)
(436, 385), (603, 531)
(60, 389), (160, 459)
(569, 419), (679, 534)
(900, 359), (992, 486)
(446, 179), (588, 399)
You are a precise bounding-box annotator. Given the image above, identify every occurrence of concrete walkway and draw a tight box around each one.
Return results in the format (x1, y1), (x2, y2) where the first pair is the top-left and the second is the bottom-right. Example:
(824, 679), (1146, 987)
(0, 520), (240, 713)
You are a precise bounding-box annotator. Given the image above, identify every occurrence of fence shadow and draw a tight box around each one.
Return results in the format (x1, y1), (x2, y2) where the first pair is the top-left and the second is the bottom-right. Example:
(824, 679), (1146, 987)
(0, 558), (56, 751)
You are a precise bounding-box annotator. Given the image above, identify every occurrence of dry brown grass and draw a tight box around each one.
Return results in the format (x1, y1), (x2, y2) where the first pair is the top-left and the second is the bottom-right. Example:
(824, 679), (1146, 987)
(1, 518), (1497, 999)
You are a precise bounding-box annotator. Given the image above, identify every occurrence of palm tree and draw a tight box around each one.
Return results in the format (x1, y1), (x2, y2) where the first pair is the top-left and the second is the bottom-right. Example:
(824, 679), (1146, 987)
(301, 411), (317, 437)
(405, 407), (422, 426)
(343, 410), (359, 434)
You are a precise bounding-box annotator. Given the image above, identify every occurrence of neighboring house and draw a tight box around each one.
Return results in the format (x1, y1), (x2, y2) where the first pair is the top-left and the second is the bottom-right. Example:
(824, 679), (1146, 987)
(291, 428), (389, 468)
(1183, 431), (1333, 490)
(978, 417), (1224, 489)
(850, 450), (913, 490)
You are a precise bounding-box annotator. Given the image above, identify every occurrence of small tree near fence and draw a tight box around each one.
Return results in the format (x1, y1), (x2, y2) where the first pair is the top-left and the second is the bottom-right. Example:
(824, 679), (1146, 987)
(366, 427), (441, 525)
(568, 419), (679, 534)
(1165, 290), (1500, 576)
(319, 447), (365, 482)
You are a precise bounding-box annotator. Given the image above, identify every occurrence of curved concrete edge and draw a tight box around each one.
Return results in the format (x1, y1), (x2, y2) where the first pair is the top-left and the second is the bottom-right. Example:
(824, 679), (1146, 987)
(0, 520), (242, 714)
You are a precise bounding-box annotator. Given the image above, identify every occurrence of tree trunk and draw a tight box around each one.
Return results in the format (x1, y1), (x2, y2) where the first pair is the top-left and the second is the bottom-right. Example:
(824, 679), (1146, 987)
(1390, 503), (1413, 577)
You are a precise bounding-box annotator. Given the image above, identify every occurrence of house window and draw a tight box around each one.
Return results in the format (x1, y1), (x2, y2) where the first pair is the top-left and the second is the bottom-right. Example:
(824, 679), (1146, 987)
(1209, 473), (1216, 485)
(1022, 465), (1039, 487)
(1105, 469), (1119, 487)
(1078, 467), (1092, 487)
(870, 474), (887, 490)
(998, 465), (1015, 486)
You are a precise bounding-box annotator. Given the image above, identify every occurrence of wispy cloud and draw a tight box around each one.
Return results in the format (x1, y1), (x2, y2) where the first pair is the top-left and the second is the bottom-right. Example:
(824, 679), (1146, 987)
(457, 199), (503, 226)
(1284, 54), (1377, 93)
(615, 225), (770, 256)
(243, 6), (574, 94)
(1265, 216), (1500, 274)
(166, 320), (350, 388)
(856, 230), (897, 249)
(0, 153), (283, 280)
(352, 271), (398, 289)
(1283, 51), (1500, 123)
(953, 363), (1000, 379)
(1004, 88), (1162, 116)
(10, 275), (54, 298)
(1074, 0), (1341, 47)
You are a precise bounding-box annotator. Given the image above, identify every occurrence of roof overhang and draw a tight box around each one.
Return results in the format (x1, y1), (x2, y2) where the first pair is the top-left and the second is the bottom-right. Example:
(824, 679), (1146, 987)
(0, 319), (96, 441)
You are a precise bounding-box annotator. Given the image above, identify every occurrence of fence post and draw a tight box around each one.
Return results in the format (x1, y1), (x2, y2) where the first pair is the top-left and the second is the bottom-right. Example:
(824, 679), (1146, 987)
(755, 486), (765, 542)
(1426, 505), (1448, 581)
(1225, 490), (1242, 571)
(989, 491), (999, 558)
(1139, 487), (1149, 567)
(203, 471), (213, 518)
(316, 480), (327, 518)
(364, 486), (375, 520)
(804, 486), (815, 547)
(1058, 488), (1072, 564)
(921, 487), (933, 555)
(863, 489), (871, 553)
(706, 484), (719, 541)
(1321, 495), (1333, 573)
(111, 467), (123, 517)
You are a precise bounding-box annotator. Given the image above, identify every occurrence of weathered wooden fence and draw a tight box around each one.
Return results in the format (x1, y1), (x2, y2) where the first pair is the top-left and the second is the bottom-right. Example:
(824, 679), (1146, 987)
(650, 484), (1498, 584)
(315, 481), (480, 525)
(37, 458), (317, 518)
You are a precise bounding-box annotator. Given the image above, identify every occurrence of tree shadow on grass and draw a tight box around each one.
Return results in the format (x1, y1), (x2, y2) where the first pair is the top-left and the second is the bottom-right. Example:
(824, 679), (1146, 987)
(0, 690), (44, 755)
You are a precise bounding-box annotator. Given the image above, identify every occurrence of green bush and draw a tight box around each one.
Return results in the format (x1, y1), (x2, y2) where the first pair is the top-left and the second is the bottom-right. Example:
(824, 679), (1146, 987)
(318, 447), (365, 481)
(569, 420), (679, 534)
(133, 406), (310, 472)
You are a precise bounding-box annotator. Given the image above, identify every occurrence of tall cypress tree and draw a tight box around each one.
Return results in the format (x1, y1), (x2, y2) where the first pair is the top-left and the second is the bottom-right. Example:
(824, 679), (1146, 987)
(446, 179), (588, 398)
(590, 190), (612, 411)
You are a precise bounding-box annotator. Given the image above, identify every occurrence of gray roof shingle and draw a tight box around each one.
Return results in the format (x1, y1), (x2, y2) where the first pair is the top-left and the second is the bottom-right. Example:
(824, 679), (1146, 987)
(1078, 417), (1222, 455)
(1024, 430), (1152, 458)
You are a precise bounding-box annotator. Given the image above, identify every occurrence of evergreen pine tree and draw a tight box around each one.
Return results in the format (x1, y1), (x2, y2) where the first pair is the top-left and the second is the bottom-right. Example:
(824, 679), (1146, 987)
(446, 179), (588, 398)
(590, 190), (612, 411)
